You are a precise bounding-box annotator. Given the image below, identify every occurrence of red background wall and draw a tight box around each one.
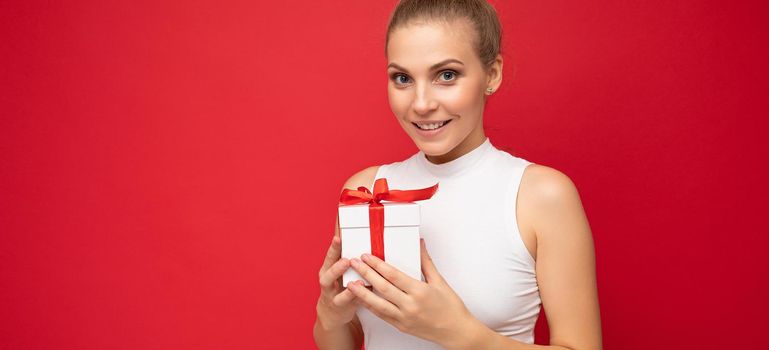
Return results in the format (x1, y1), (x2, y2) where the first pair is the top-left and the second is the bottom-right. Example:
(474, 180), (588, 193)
(1, 1), (767, 349)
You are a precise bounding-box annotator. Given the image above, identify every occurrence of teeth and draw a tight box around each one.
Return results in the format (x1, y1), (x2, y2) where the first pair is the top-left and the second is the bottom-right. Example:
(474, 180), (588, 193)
(417, 121), (447, 130)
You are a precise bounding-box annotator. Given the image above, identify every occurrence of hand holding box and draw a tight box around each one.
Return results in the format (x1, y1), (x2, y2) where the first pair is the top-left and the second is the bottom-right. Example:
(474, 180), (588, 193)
(337, 178), (438, 287)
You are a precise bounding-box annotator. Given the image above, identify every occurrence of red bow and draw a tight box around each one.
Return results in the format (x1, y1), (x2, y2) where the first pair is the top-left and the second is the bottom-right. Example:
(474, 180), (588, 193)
(339, 178), (439, 260)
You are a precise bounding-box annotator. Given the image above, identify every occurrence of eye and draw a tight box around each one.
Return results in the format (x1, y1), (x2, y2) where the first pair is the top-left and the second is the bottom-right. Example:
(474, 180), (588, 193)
(391, 73), (411, 85)
(438, 70), (458, 82)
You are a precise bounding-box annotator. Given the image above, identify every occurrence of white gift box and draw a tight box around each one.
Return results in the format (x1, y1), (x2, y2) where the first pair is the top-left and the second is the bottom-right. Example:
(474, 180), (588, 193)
(337, 202), (422, 287)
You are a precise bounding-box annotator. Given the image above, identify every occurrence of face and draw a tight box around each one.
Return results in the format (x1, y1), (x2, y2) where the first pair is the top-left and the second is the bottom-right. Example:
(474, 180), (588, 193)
(386, 19), (501, 163)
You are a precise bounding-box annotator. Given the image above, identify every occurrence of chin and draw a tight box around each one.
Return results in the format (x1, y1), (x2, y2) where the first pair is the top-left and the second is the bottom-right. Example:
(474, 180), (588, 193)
(413, 138), (455, 157)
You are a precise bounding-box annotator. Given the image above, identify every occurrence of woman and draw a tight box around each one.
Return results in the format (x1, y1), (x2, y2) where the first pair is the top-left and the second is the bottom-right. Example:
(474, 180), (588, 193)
(314, 1), (602, 349)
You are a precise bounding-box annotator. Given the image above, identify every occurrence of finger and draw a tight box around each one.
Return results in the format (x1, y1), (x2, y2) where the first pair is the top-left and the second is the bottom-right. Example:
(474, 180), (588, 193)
(350, 257), (411, 307)
(348, 280), (403, 322)
(321, 235), (343, 272)
(359, 253), (421, 295)
(420, 238), (444, 285)
(331, 287), (357, 308)
(320, 257), (351, 290)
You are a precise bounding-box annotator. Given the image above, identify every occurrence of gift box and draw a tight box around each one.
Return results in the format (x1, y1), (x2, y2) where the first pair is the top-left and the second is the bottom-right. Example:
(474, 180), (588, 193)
(337, 178), (438, 287)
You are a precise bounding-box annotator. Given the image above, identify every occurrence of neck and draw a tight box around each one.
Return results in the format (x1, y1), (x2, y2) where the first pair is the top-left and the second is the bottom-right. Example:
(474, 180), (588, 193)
(425, 121), (486, 164)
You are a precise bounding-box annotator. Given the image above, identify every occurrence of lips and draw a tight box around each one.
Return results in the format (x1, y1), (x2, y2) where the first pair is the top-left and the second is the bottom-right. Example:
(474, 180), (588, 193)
(412, 119), (452, 131)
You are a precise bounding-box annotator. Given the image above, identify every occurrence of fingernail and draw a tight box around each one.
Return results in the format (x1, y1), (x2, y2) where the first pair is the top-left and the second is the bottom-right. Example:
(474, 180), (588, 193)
(351, 258), (361, 266)
(361, 253), (370, 261)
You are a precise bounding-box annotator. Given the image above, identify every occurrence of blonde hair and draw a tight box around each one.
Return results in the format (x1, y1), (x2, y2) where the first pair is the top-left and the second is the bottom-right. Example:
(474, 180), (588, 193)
(385, 0), (503, 69)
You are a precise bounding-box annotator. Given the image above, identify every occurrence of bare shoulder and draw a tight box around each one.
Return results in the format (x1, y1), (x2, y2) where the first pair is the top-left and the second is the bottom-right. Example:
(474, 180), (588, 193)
(520, 164), (580, 201)
(341, 165), (381, 191)
(334, 165), (380, 237)
(518, 164), (602, 349)
(517, 164), (588, 244)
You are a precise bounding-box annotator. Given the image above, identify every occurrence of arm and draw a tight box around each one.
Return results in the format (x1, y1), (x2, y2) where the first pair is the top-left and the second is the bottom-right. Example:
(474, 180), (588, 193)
(313, 292), (364, 350)
(447, 164), (603, 350)
(313, 216), (364, 350)
(313, 166), (380, 350)
(313, 219), (364, 350)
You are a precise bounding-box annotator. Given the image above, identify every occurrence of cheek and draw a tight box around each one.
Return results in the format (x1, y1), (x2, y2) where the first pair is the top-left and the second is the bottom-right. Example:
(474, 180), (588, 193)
(387, 88), (410, 117)
(438, 84), (483, 116)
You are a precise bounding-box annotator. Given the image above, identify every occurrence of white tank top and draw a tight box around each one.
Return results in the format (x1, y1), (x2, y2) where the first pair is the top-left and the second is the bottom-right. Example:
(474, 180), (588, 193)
(356, 137), (541, 349)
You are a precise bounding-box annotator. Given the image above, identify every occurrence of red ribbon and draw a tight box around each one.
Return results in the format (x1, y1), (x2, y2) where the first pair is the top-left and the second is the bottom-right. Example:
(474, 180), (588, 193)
(339, 178), (439, 261)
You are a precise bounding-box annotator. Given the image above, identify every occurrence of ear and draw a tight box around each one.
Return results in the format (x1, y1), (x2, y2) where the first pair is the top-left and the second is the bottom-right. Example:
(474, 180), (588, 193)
(486, 54), (504, 92)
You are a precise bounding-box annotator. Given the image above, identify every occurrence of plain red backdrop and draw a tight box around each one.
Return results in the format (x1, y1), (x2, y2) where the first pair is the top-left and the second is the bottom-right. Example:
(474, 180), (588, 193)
(1, 1), (767, 349)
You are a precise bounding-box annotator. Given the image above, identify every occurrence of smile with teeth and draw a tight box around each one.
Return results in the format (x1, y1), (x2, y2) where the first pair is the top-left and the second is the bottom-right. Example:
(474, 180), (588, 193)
(413, 119), (451, 130)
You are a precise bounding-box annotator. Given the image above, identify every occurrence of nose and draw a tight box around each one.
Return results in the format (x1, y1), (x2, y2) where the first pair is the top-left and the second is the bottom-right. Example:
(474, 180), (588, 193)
(412, 83), (438, 116)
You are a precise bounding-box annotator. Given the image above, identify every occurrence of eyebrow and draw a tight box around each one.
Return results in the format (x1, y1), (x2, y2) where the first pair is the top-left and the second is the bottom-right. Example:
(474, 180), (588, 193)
(387, 58), (465, 73)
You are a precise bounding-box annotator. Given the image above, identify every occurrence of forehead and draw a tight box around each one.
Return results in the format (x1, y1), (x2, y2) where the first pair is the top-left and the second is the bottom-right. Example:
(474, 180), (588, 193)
(387, 19), (477, 69)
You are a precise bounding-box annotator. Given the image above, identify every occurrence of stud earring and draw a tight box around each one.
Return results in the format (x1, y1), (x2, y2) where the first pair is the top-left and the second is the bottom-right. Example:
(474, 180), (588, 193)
(486, 87), (494, 95)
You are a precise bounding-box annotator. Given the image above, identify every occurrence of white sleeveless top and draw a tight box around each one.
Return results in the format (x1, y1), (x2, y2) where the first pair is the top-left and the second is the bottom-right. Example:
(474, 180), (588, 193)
(356, 137), (541, 349)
